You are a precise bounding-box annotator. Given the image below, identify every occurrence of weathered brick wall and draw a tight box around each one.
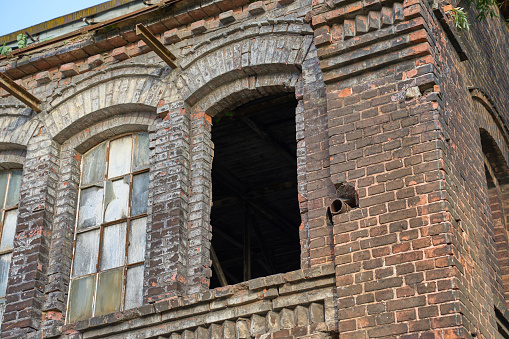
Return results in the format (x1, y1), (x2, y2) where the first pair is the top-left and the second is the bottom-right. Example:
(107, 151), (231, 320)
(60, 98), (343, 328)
(0, 0), (507, 336)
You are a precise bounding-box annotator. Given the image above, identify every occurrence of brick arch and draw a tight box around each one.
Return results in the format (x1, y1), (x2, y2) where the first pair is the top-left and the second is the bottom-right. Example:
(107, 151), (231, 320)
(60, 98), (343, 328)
(178, 31), (313, 109)
(472, 90), (509, 312)
(195, 72), (300, 116)
(43, 63), (170, 144)
(0, 116), (40, 148)
(62, 111), (158, 153)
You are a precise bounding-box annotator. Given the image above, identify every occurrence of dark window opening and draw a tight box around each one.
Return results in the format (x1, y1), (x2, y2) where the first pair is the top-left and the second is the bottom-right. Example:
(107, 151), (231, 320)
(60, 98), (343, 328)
(210, 94), (301, 288)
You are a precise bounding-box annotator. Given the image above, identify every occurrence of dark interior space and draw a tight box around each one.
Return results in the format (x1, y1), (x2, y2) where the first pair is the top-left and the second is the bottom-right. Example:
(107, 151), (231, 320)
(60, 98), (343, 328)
(209, 93), (301, 288)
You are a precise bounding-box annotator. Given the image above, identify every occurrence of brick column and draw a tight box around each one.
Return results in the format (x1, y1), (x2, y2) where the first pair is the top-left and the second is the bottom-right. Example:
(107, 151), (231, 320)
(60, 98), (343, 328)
(186, 111), (213, 294)
(145, 102), (191, 303)
(40, 148), (80, 336)
(299, 46), (334, 269)
(2, 127), (59, 337)
(310, 0), (470, 337)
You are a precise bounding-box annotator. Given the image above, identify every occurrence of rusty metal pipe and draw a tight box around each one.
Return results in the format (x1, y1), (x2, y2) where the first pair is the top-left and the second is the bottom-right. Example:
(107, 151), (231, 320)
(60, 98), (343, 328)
(330, 198), (352, 215)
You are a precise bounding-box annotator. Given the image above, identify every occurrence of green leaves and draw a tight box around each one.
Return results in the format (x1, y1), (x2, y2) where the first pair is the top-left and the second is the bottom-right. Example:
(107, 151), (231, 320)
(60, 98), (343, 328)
(0, 44), (12, 56)
(449, 7), (471, 30)
(16, 33), (27, 49)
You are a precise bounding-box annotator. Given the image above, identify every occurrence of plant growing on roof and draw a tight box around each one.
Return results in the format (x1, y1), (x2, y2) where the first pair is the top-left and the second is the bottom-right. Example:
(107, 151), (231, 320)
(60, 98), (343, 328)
(17, 34), (28, 49)
(0, 44), (12, 56)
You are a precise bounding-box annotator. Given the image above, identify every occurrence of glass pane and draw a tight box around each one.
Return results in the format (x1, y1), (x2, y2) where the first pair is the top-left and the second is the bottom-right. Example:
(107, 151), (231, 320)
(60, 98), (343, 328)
(0, 253), (11, 298)
(104, 177), (129, 223)
(78, 186), (103, 229)
(67, 275), (95, 323)
(81, 143), (106, 185)
(0, 209), (17, 251)
(5, 170), (22, 208)
(131, 172), (149, 216)
(101, 222), (126, 270)
(0, 302), (5, 325)
(128, 217), (146, 264)
(108, 136), (132, 178)
(133, 133), (149, 171)
(95, 268), (123, 316)
(125, 265), (144, 310)
(73, 230), (99, 277)
(0, 172), (9, 209)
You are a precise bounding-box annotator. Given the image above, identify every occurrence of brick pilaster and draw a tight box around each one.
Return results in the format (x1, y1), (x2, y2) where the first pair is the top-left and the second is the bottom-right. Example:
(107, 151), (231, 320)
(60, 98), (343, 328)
(146, 102), (191, 303)
(186, 111), (213, 294)
(2, 127), (59, 337)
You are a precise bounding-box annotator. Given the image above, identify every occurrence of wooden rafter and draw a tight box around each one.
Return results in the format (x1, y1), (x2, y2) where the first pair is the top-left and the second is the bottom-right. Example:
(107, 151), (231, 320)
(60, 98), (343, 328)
(211, 246), (228, 287)
(0, 72), (41, 113)
(135, 24), (177, 69)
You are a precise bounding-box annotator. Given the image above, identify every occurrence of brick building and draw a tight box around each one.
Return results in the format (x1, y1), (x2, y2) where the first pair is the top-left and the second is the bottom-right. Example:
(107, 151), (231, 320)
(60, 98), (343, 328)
(0, 0), (508, 337)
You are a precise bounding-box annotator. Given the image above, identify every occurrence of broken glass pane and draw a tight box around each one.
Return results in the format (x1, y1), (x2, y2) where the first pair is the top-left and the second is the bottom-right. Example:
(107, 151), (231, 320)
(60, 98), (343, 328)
(125, 265), (144, 310)
(0, 209), (17, 252)
(128, 217), (146, 264)
(0, 253), (11, 298)
(78, 186), (103, 229)
(101, 222), (126, 270)
(73, 230), (99, 277)
(81, 143), (106, 186)
(67, 275), (95, 324)
(0, 172), (8, 208)
(104, 177), (129, 223)
(108, 135), (132, 178)
(131, 172), (149, 216)
(5, 170), (22, 208)
(133, 133), (149, 171)
(95, 268), (123, 316)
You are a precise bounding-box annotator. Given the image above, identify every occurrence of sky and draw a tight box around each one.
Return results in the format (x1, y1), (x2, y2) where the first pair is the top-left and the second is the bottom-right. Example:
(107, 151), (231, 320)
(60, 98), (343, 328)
(0, 0), (107, 36)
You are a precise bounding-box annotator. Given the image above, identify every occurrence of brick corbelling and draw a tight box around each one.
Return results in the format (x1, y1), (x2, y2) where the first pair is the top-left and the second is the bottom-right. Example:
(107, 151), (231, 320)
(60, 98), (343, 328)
(1, 129), (60, 337)
(146, 103), (191, 303)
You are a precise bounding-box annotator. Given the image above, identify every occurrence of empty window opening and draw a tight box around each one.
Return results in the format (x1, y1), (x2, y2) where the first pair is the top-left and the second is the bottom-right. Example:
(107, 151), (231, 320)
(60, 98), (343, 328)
(67, 133), (149, 324)
(210, 94), (301, 288)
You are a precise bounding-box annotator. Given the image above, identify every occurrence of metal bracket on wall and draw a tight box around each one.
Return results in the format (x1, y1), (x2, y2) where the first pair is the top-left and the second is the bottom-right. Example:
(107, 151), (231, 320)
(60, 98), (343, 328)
(0, 72), (41, 113)
(135, 23), (177, 69)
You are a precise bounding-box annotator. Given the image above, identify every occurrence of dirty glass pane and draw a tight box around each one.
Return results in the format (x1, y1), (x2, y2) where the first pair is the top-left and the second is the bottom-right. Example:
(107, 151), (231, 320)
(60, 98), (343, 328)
(0, 172), (9, 208)
(81, 143), (106, 186)
(95, 268), (123, 316)
(5, 170), (22, 208)
(100, 222), (126, 270)
(103, 177), (129, 223)
(125, 265), (144, 310)
(73, 230), (99, 277)
(78, 186), (103, 229)
(0, 253), (11, 298)
(0, 209), (17, 252)
(67, 275), (95, 324)
(128, 217), (146, 264)
(0, 302), (5, 325)
(133, 133), (149, 171)
(131, 172), (149, 216)
(108, 135), (132, 178)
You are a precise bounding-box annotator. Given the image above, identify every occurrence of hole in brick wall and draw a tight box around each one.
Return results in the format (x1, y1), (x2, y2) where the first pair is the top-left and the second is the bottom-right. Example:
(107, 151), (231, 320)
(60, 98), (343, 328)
(209, 94), (301, 288)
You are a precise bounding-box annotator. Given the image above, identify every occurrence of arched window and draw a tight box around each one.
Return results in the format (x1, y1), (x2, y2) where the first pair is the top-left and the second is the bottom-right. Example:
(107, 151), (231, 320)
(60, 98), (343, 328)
(0, 170), (22, 321)
(67, 133), (149, 324)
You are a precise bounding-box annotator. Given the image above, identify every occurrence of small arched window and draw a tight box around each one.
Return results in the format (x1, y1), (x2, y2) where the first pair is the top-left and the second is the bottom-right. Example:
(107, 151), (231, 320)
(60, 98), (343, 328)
(67, 133), (149, 324)
(0, 170), (22, 321)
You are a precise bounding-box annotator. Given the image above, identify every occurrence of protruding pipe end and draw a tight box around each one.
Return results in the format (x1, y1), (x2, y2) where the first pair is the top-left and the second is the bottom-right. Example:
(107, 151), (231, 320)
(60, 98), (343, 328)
(330, 198), (351, 215)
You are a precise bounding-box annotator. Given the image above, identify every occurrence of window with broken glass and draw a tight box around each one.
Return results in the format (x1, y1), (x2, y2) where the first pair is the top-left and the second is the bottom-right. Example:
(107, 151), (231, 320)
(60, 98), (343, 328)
(67, 133), (149, 324)
(0, 169), (22, 322)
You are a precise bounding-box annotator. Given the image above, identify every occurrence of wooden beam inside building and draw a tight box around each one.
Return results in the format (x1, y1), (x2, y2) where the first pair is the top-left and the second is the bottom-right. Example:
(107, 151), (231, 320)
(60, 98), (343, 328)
(135, 23), (177, 69)
(211, 246), (228, 287)
(0, 72), (41, 113)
